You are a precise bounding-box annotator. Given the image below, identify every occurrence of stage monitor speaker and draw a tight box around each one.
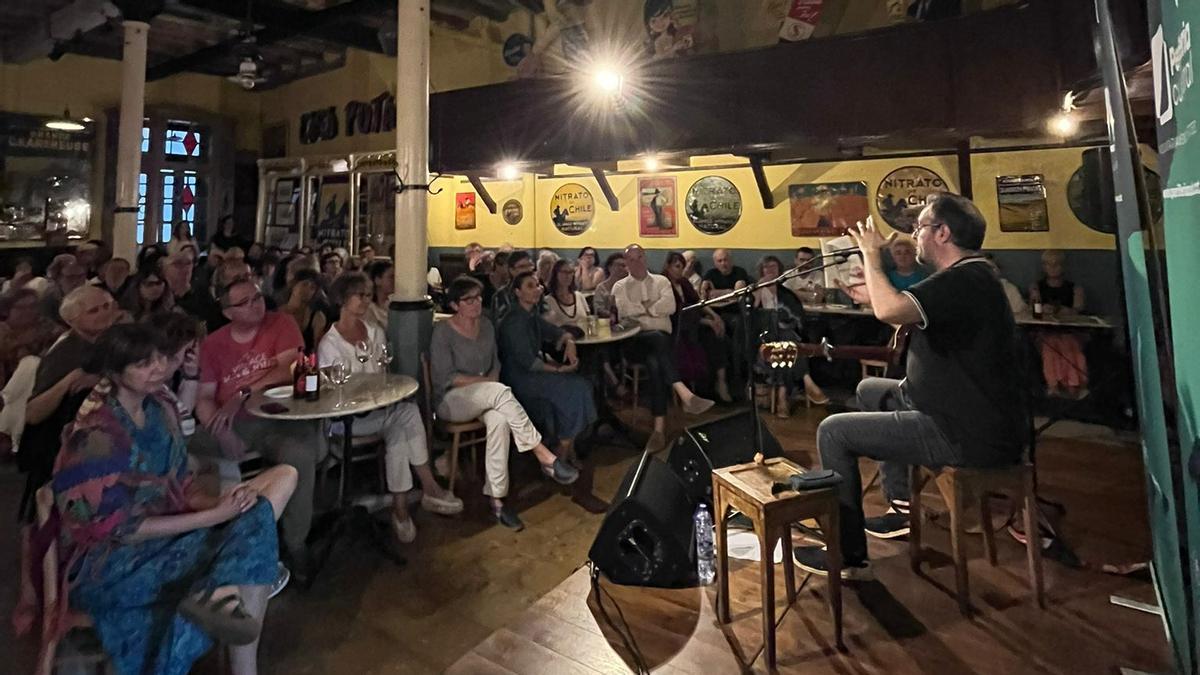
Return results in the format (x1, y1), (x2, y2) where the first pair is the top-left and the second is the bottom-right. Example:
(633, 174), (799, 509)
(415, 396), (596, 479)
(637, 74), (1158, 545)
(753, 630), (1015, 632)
(588, 455), (697, 588)
(667, 409), (783, 504)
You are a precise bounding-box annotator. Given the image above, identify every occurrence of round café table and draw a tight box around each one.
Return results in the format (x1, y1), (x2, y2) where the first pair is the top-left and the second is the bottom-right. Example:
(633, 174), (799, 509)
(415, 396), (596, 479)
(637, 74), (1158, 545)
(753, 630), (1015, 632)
(575, 324), (642, 449)
(575, 323), (640, 345)
(248, 372), (419, 574)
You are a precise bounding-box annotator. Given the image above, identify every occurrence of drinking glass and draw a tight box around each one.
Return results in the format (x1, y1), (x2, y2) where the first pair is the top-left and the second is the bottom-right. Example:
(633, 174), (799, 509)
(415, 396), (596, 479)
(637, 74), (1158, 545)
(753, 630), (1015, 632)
(328, 361), (350, 407)
(375, 342), (393, 370)
(354, 340), (371, 366)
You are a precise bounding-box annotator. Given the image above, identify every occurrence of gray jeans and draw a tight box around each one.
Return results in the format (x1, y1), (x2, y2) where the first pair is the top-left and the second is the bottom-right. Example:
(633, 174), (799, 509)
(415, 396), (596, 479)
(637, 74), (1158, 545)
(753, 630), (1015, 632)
(817, 378), (962, 564)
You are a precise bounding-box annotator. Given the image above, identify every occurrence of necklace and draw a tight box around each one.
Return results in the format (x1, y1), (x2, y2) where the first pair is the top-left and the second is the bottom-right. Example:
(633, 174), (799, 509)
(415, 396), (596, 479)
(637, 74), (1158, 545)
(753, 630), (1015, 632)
(555, 294), (577, 318)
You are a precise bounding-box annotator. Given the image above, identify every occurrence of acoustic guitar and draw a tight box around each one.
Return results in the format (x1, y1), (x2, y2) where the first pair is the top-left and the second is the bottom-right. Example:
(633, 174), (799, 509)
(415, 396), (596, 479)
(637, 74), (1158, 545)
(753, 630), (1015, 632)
(759, 325), (913, 370)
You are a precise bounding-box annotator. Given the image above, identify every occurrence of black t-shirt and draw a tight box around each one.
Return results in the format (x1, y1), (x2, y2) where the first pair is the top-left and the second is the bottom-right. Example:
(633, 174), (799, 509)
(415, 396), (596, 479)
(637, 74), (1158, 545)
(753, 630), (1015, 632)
(703, 266), (753, 314)
(902, 257), (1023, 463)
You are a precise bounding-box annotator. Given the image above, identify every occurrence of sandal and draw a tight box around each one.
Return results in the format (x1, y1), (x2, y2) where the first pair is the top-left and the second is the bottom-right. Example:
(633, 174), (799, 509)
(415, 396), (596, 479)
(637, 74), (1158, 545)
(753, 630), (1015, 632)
(178, 588), (262, 645)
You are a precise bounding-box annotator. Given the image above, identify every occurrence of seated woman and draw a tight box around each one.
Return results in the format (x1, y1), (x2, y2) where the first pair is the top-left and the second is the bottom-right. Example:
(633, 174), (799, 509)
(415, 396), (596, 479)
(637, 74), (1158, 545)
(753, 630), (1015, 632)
(662, 252), (732, 403)
(432, 276), (580, 530)
(365, 258), (394, 332)
(884, 238), (928, 291)
(0, 288), (59, 386)
(319, 272), (463, 543)
(574, 246), (605, 292)
(281, 268), (328, 353)
(591, 252), (627, 319)
(1030, 249), (1089, 398)
(497, 272), (597, 476)
(49, 323), (298, 675)
(543, 259), (592, 332)
(122, 268), (176, 321)
(753, 256), (828, 417)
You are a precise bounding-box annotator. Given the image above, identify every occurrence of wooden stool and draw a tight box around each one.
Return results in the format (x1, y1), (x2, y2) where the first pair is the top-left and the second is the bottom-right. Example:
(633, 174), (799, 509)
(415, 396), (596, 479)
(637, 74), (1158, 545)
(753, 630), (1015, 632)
(713, 458), (844, 668)
(909, 463), (1045, 616)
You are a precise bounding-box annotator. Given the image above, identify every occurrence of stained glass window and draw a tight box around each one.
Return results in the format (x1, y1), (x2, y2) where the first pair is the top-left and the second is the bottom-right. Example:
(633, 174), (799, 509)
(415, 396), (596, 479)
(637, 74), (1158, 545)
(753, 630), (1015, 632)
(160, 170), (199, 241)
(141, 126), (150, 153)
(164, 126), (202, 158)
(136, 172), (148, 244)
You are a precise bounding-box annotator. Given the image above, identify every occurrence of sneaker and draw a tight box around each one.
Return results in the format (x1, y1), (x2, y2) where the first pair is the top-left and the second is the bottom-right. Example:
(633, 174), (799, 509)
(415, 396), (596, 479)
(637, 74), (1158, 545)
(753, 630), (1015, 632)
(269, 562), (291, 599)
(494, 504), (525, 531)
(864, 509), (910, 539)
(391, 515), (417, 544)
(792, 545), (873, 581)
(421, 491), (464, 515)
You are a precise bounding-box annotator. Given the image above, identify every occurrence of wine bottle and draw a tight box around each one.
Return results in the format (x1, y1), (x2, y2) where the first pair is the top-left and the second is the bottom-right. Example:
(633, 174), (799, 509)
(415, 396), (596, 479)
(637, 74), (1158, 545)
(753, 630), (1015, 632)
(305, 352), (320, 401)
(293, 347), (308, 399)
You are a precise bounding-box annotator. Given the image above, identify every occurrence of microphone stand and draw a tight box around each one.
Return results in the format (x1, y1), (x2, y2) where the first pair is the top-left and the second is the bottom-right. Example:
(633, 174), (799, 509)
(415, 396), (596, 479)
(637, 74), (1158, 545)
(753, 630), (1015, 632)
(682, 252), (857, 462)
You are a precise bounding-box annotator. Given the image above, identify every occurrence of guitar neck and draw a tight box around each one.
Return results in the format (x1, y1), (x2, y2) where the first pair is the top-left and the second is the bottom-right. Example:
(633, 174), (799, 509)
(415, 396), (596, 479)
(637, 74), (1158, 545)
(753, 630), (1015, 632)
(824, 344), (894, 362)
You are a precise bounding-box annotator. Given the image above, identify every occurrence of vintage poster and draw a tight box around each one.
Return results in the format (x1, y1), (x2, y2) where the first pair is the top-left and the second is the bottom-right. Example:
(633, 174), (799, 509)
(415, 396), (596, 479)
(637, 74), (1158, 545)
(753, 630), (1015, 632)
(644, 0), (698, 59)
(638, 176), (677, 237)
(788, 182), (868, 236)
(996, 175), (1049, 232)
(685, 176), (742, 235)
(549, 183), (594, 235)
(455, 192), (476, 230)
(875, 166), (949, 230)
(820, 234), (865, 293)
(779, 0), (825, 42)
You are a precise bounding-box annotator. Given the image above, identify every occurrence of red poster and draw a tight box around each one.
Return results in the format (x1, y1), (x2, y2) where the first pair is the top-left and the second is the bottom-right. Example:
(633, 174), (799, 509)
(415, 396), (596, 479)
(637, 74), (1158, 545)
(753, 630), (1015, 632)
(638, 177), (677, 237)
(779, 0), (825, 42)
(455, 192), (476, 230)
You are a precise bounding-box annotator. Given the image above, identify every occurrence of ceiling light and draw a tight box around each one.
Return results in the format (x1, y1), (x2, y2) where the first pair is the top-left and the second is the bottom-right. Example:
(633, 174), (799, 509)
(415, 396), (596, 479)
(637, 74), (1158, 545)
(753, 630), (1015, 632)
(1048, 91), (1079, 137)
(45, 108), (85, 132)
(593, 68), (624, 96)
(644, 156), (660, 172)
(497, 163), (520, 181)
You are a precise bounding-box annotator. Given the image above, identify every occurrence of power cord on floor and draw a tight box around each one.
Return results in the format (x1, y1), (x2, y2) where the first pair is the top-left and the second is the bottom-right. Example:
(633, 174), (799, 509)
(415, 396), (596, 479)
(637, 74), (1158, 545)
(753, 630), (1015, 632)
(587, 561), (651, 675)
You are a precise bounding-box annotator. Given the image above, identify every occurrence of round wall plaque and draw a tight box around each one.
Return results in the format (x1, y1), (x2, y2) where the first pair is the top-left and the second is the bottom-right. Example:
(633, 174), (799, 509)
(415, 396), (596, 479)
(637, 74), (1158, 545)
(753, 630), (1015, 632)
(502, 199), (523, 225)
(1067, 165), (1162, 234)
(875, 166), (949, 229)
(549, 183), (594, 236)
(685, 176), (742, 235)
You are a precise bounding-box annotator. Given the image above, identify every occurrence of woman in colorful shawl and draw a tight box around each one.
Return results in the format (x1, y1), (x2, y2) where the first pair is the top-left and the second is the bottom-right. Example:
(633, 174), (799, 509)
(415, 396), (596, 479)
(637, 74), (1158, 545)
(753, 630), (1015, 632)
(51, 323), (297, 675)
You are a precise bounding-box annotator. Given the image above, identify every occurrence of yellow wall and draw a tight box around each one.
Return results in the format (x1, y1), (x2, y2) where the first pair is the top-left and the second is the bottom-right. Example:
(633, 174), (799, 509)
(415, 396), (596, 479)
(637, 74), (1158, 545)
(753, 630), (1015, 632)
(426, 147), (1119, 252)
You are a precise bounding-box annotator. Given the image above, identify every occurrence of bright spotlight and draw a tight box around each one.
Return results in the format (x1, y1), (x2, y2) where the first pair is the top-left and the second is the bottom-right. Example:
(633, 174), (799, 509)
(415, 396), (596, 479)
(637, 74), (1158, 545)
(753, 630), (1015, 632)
(644, 157), (660, 172)
(1048, 111), (1078, 137)
(497, 163), (520, 181)
(594, 68), (624, 96)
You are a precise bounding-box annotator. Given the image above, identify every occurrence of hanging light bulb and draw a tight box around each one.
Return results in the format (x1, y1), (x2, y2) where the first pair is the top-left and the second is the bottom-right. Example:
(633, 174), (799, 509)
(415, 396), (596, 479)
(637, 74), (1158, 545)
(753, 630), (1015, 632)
(1048, 91), (1079, 138)
(45, 107), (85, 132)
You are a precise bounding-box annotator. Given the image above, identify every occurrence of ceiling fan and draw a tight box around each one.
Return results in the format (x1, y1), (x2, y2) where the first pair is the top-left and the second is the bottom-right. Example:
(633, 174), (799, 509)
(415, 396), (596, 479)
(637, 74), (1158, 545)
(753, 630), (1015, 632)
(225, 0), (269, 90)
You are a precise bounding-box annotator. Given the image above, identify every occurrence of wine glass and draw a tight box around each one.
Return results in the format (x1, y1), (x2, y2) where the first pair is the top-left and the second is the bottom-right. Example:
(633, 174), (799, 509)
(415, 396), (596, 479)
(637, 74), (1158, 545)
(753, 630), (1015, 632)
(375, 342), (393, 371)
(354, 340), (371, 367)
(328, 361), (350, 407)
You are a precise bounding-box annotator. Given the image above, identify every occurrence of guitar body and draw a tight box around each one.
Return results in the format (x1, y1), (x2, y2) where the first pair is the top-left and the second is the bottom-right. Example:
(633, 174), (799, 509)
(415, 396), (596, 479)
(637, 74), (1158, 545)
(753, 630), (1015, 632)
(759, 325), (913, 371)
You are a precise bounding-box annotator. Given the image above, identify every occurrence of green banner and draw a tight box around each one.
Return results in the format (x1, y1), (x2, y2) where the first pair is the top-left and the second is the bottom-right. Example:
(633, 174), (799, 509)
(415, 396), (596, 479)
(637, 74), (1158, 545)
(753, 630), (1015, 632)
(1147, 1), (1200, 672)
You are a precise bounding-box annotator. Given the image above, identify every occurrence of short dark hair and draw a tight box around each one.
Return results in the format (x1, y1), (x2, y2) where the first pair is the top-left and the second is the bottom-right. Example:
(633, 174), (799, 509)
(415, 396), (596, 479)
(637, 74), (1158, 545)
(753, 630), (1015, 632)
(289, 268), (321, 293)
(507, 250), (532, 270)
(330, 271), (371, 305)
(797, 246), (816, 257)
(546, 259), (576, 297)
(511, 270), (537, 292)
(157, 312), (202, 355)
(447, 275), (484, 307)
(87, 323), (160, 377)
(662, 251), (685, 275)
(924, 192), (986, 251)
(320, 251), (342, 267)
(366, 259), (393, 284)
(492, 251), (510, 269)
(603, 252), (625, 273)
(218, 275), (257, 305)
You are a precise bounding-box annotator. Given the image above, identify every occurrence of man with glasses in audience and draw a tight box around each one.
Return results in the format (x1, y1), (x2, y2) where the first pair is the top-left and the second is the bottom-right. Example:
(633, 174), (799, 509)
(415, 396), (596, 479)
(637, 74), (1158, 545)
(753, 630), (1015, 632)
(194, 275), (321, 582)
(490, 249), (536, 321)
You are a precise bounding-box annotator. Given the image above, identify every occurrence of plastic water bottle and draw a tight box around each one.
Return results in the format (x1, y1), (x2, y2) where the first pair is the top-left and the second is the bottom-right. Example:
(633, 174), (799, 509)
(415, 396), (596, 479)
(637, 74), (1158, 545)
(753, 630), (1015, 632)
(694, 503), (716, 585)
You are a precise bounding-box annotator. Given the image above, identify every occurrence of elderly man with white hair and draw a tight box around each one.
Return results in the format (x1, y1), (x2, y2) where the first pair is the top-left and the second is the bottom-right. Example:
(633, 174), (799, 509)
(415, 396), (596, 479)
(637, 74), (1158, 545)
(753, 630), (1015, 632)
(18, 285), (118, 519)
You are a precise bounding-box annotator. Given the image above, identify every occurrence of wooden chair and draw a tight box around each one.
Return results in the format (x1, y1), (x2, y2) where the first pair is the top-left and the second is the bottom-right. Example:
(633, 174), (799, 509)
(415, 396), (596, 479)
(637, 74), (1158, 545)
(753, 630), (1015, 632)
(859, 358), (889, 380)
(908, 463), (1045, 616)
(622, 363), (646, 409)
(320, 431), (387, 505)
(33, 486), (111, 675)
(419, 354), (487, 494)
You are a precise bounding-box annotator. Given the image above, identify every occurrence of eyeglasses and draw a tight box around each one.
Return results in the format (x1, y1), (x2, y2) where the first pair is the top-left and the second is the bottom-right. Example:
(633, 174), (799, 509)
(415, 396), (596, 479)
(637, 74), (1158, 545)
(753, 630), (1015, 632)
(224, 292), (264, 309)
(912, 221), (942, 236)
(458, 294), (483, 304)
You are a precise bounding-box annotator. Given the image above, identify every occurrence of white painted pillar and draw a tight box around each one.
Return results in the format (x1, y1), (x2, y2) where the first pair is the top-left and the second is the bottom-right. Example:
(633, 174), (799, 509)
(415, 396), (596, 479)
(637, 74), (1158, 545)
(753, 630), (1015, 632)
(112, 20), (149, 262)
(387, 0), (433, 378)
(393, 0), (430, 300)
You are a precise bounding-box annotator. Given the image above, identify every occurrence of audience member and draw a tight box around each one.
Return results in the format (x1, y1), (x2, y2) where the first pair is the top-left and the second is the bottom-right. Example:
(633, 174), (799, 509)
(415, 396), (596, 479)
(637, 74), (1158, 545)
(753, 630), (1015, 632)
(782, 246), (825, 304)
(281, 268), (328, 353)
(984, 254), (1028, 314)
(613, 245), (714, 451)
(194, 276), (319, 580)
(885, 238), (928, 290)
(481, 251), (510, 309)
(464, 242), (485, 271)
(2, 256), (48, 296)
(1030, 249), (1088, 397)
(681, 250), (703, 294)
(163, 245), (212, 321)
(40, 254), (87, 325)
(0, 289), (59, 385)
(543, 260), (592, 331)
(490, 250), (534, 320)
(535, 250), (559, 288)
(319, 273), (463, 543)
(701, 248), (752, 380)
(257, 251), (280, 289)
(95, 257), (132, 299)
(663, 252), (732, 403)
(359, 241), (376, 261)
(211, 215), (252, 252)
(574, 246), (605, 291)
(498, 272), (596, 472)
(592, 252), (627, 319)
(366, 259), (395, 331)
(433, 276), (579, 530)
(246, 242), (265, 270)
(74, 239), (110, 279)
(123, 268), (176, 321)
(320, 251), (344, 286)
(752, 255), (829, 416)
(46, 323), (296, 675)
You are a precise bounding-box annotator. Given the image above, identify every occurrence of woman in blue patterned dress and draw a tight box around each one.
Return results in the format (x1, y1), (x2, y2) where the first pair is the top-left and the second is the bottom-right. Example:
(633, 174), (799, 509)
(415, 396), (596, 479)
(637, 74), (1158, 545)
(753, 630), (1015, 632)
(50, 323), (297, 675)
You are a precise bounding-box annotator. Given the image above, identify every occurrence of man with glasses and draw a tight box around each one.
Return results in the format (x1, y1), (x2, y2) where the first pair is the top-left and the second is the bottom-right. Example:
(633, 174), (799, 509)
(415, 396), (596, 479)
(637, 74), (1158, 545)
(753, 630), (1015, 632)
(195, 275), (320, 581)
(792, 193), (1023, 580)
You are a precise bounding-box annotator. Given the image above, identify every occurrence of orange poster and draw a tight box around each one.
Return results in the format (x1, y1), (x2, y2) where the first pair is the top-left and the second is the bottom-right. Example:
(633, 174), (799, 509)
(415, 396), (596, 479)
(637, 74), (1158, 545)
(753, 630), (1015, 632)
(455, 192), (476, 230)
(789, 182), (868, 236)
(638, 177), (677, 237)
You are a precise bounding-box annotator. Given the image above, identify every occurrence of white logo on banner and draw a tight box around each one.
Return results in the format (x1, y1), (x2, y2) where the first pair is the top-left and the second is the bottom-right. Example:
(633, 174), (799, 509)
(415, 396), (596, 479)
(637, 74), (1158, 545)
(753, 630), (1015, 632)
(1153, 21), (1194, 126)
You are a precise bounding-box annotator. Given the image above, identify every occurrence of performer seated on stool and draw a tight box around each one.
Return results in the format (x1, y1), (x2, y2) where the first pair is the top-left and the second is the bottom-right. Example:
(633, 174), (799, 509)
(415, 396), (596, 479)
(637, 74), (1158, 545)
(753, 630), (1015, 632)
(793, 193), (1024, 579)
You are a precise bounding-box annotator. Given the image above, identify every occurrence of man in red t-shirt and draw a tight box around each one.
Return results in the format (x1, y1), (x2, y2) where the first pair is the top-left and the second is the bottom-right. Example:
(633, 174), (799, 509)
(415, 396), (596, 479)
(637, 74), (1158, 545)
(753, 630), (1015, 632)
(196, 275), (320, 575)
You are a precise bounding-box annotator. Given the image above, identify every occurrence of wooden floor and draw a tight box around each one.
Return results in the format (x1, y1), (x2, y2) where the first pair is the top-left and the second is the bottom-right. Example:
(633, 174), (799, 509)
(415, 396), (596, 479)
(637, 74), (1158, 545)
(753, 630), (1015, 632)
(449, 426), (1173, 674)
(0, 400), (1173, 674)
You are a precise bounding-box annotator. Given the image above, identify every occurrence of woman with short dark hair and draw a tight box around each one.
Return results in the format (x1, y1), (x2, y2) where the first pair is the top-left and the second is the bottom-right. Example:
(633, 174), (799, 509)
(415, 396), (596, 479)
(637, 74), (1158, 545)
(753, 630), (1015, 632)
(365, 258), (394, 331)
(574, 246), (604, 291)
(123, 268), (176, 321)
(281, 268), (327, 352)
(46, 323), (297, 675)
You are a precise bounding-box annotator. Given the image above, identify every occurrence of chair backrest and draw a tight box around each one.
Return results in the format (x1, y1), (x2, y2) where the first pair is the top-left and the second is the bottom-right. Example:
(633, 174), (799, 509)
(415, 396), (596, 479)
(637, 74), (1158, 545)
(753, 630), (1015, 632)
(418, 353), (434, 440)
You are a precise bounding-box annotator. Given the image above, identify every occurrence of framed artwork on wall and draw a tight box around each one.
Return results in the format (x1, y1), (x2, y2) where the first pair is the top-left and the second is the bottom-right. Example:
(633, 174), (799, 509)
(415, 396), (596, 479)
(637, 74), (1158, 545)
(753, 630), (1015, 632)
(455, 192), (476, 230)
(638, 176), (677, 237)
(996, 174), (1049, 232)
(788, 181), (868, 236)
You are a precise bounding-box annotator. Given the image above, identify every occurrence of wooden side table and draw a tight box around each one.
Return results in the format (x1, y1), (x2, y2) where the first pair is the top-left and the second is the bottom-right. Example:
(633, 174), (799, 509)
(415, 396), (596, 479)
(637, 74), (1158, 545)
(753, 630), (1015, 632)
(712, 458), (844, 668)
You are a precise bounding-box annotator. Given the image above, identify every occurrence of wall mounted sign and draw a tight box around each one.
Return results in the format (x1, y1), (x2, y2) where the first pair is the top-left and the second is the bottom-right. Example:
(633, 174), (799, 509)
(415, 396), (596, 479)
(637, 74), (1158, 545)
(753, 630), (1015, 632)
(503, 34), (533, 67)
(645, 0), (698, 59)
(875, 166), (948, 230)
(638, 176), (677, 237)
(996, 174), (1049, 232)
(299, 92), (396, 145)
(788, 181), (868, 236)
(455, 192), (477, 230)
(550, 183), (594, 235)
(779, 0), (826, 42)
(502, 199), (523, 225)
(1067, 162), (1163, 234)
(0, 112), (94, 241)
(685, 176), (742, 235)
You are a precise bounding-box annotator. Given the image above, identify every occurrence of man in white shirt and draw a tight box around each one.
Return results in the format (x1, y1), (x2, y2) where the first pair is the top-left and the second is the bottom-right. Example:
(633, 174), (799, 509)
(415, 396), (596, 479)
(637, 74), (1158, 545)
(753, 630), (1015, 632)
(613, 244), (715, 451)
